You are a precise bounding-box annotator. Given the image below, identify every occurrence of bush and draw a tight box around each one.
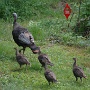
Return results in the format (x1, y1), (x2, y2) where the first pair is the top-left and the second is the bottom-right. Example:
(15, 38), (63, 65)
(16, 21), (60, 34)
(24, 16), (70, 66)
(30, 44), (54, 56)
(74, 0), (90, 38)
(0, 0), (61, 20)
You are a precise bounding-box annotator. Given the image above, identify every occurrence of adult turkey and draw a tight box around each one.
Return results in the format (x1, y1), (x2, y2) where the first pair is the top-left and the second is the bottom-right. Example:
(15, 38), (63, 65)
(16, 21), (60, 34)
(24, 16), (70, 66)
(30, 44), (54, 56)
(44, 69), (57, 85)
(73, 58), (86, 82)
(14, 47), (30, 68)
(37, 50), (54, 69)
(12, 13), (39, 54)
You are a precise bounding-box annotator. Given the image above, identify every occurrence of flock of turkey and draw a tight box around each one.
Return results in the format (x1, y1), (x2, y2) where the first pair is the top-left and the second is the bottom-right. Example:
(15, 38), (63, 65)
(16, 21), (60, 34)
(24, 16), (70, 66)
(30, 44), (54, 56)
(12, 13), (86, 85)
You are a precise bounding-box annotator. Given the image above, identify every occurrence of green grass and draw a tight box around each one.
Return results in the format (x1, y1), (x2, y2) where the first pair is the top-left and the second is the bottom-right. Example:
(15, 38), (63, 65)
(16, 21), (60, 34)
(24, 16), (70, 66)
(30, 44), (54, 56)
(0, 40), (90, 90)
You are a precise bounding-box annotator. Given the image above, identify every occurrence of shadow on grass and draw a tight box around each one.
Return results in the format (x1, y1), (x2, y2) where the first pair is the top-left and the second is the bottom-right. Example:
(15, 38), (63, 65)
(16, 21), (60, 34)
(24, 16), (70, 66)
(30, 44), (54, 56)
(11, 68), (24, 72)
(66, 79), (86, 87)
(11, 64), (42, 73)
(38, 82), (59, 90)
(29, 65), (43, 72)
(11, 65), (30, 71)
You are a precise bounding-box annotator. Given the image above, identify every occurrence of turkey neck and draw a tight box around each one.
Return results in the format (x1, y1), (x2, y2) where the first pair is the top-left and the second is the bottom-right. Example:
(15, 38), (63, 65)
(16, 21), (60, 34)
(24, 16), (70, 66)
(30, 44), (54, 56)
(44, 67), (48, 71)
(13, 15), (17, 24)
(15, 49), (20, 56)
(13, 16), (18, 29)
(73, 59), (77, 67)
(38, 51), (42, 55)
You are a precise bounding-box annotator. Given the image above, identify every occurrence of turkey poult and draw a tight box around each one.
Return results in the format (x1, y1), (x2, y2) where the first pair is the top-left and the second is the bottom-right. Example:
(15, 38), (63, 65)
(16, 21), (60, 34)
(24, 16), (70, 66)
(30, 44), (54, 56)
(73, 58), (86, 82)
(14, 48), (30, 68)
(37, 50), (54, 69)
(44, 69), (57, 85)
(12, 13), (37, 54)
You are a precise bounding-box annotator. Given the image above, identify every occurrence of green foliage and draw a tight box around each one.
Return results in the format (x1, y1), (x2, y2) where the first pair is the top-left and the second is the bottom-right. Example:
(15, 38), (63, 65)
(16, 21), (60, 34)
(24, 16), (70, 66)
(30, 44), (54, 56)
(29, 26), (46, 41)
(0, 0), (61, 20)
(52, 31), (90, 47)
(27, 18), (90, 47)
(81, 0), (90, 17)
(74, 0), (90, 37)
(0, 0), (89, 47)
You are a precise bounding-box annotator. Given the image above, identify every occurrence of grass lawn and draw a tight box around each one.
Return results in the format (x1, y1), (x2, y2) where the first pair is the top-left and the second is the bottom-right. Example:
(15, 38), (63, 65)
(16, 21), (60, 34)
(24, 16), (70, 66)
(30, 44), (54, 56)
(0, 39), (90, 90)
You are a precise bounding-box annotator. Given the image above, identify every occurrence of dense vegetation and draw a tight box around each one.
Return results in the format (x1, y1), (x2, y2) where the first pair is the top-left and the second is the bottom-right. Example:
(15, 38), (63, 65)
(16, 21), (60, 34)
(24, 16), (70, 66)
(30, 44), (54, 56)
(0, 0), (90, 45)
(0, 0), (90, 90)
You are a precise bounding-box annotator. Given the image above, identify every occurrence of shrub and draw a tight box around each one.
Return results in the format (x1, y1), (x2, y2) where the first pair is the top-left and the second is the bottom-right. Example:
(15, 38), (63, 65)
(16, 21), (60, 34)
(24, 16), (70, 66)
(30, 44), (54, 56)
(74, 0), (90, 38)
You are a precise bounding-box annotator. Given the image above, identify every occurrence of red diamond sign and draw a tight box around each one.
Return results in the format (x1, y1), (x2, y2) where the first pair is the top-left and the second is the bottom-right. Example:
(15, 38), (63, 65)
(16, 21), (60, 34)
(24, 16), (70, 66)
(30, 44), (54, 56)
(64, 3), (71, 20)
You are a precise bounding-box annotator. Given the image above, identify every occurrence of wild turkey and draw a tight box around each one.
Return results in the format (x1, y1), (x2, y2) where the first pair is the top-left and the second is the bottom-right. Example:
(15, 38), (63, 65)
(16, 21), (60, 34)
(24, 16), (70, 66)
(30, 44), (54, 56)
(37, 50), (54, 69)
(12, 13), (36, 54)
(14, 47), (30, 68)
(73, 58), (86, 82)
(44, 69), (57, 85)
